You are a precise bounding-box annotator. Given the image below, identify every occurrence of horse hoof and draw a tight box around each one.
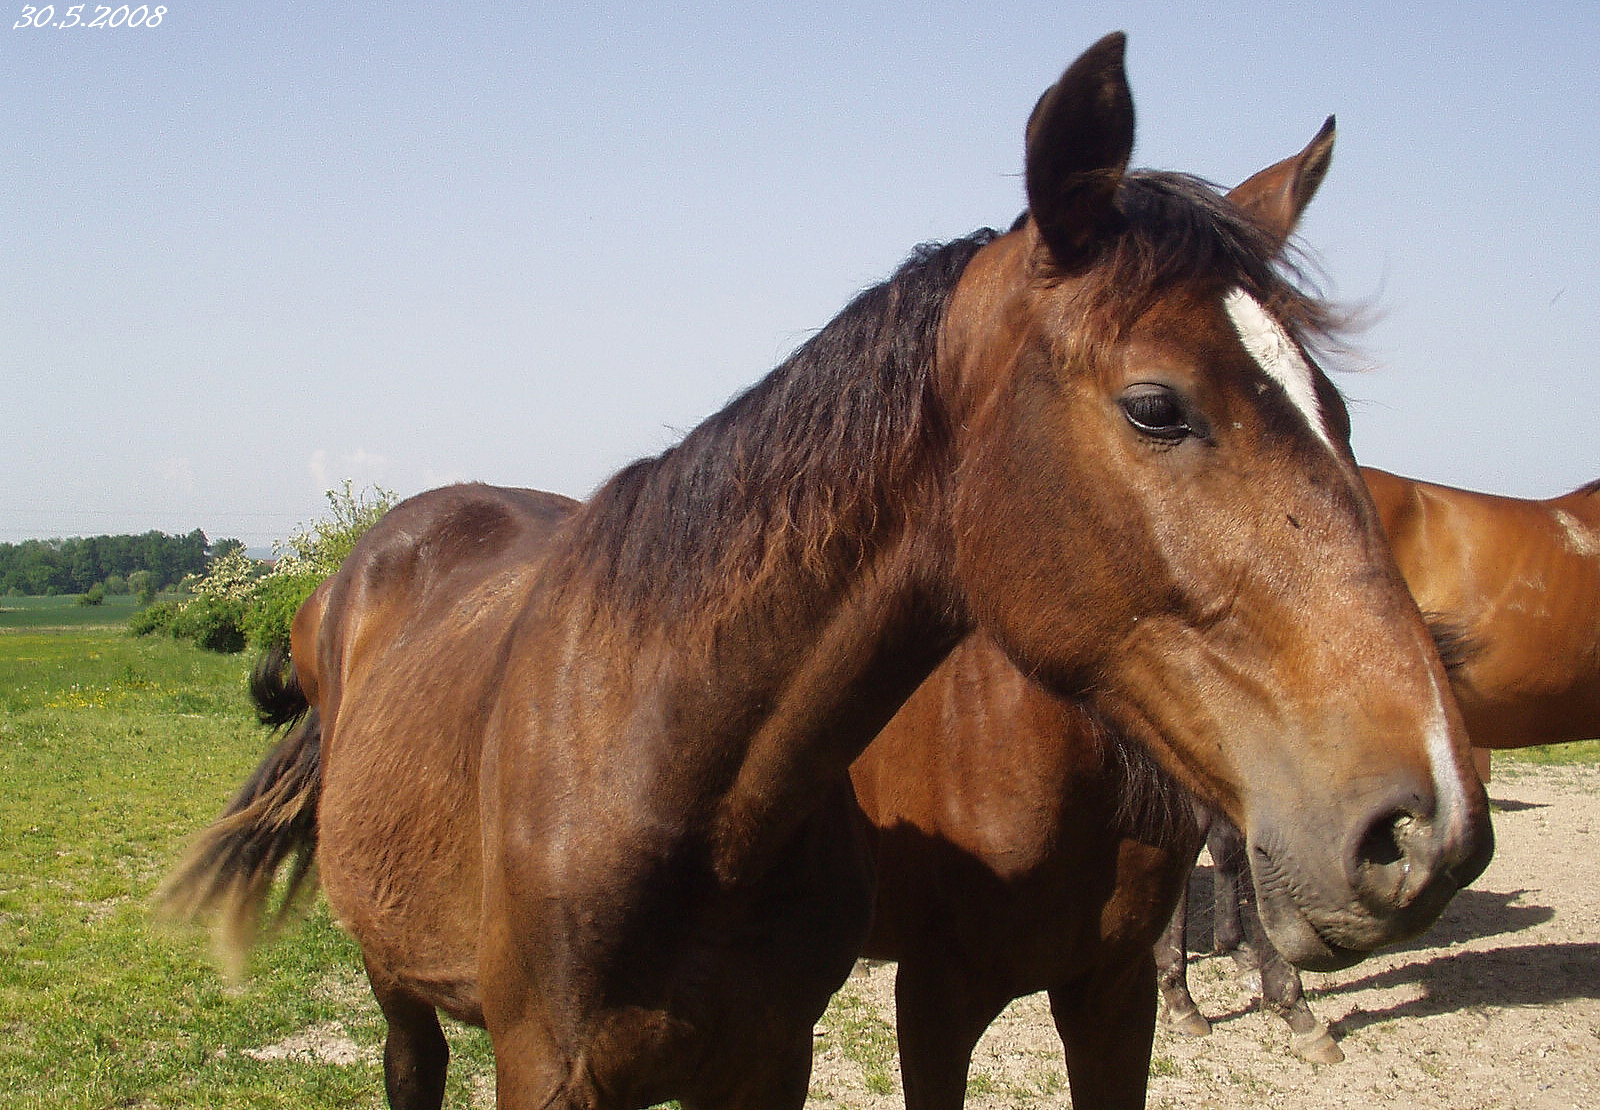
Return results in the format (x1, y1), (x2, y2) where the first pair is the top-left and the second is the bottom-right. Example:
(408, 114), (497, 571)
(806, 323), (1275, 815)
(1161, 1008), (1213, 1037)
(1291, 1024), (1344, 1065)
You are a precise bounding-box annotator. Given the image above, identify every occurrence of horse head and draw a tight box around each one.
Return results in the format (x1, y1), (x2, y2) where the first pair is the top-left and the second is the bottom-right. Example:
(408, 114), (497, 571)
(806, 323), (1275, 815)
(941, 34), (1492, 970)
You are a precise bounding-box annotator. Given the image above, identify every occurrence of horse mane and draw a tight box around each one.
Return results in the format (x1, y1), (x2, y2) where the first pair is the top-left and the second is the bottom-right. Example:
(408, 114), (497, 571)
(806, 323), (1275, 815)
(554, 228), (999, 624)
(1573, 477), (1600, 497)
(1062, 697), (1194, 848)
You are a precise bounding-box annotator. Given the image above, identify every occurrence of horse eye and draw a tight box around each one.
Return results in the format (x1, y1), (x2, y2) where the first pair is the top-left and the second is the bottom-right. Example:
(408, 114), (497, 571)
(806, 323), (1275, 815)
(1119, 386), (1193, 442)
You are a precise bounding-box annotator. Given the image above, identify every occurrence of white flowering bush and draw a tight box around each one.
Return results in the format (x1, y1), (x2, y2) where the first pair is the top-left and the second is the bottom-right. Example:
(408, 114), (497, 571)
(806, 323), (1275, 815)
(131, 483), (397, 654)
(243, 483), (398, 652)
(184, 547), (263, 603)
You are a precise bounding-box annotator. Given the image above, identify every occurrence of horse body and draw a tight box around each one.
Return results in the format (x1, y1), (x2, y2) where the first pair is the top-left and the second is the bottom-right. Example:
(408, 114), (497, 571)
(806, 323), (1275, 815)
(1364, 467), (1600, 747)
(308, 484), (578, 1029)
(163, 35), (1490, 1110)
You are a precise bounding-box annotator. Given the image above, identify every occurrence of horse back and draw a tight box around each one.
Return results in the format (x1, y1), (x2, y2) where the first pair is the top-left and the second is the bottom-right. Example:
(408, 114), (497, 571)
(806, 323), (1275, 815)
(1363, 467), (1600, 745)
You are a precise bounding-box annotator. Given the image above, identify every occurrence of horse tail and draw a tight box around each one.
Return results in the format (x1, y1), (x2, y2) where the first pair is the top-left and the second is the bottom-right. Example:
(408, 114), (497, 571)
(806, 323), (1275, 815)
(156, 646), (323, 976)
(249, 643), (309, 728)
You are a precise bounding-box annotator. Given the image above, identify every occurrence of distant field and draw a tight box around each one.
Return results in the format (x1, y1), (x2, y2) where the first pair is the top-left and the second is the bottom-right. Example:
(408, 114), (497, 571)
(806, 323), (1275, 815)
(0, 593), (143, 629)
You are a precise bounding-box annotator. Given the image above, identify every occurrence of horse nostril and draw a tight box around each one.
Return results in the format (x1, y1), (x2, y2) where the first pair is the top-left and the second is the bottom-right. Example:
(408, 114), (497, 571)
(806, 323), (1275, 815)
(1358, 811), (1412, 870)
(1349, 807), (1433, 909)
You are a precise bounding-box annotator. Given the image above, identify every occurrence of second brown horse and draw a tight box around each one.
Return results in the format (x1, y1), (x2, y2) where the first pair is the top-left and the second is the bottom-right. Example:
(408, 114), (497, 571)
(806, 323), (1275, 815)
(853, 634), (1200, 1110)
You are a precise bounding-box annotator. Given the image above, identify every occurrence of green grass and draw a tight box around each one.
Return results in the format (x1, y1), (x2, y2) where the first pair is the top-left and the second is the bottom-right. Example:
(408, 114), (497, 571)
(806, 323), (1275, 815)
(814, 981), (900, 1098)
(1497, 738), (1600, 766)
(0, 622), (496, 1108)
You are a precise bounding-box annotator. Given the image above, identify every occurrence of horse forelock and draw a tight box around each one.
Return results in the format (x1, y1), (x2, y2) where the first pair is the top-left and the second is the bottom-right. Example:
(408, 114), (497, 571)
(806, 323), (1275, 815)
(554, 229), (1000, 626)
(1052, 171), (1347, 361)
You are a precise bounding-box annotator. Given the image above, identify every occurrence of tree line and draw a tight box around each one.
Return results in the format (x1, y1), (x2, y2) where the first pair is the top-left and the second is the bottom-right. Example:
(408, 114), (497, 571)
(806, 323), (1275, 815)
(0, 530), (236, 597)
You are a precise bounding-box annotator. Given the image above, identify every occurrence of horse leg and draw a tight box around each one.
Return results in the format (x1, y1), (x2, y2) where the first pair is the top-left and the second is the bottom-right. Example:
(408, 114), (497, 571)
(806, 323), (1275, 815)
(1154, 882), (1210, 1037)
(485, 1020), (600, 1110)
(1207, 818), (1249, 959)
(1049, 955), (1158, 1110)
(893, 960), (1010, 1110)
(364, 957), (449, 1110)
(1233, 875), (1344, 1064)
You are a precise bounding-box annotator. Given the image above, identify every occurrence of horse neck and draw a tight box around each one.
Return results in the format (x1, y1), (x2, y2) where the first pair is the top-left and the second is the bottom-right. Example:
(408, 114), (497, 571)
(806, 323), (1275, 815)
(702, 521), (969, 877)
(546, 264), (991, 880)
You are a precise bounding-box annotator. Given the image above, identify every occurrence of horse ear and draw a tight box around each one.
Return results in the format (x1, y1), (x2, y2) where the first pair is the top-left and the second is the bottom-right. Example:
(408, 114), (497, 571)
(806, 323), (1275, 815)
(1227, 116), (1336, 250)
(1024, 32), (1135, 273)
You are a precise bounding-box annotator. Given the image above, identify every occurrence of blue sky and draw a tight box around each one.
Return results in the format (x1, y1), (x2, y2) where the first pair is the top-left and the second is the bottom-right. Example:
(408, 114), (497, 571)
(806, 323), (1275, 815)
(4, 2), (1597, 547)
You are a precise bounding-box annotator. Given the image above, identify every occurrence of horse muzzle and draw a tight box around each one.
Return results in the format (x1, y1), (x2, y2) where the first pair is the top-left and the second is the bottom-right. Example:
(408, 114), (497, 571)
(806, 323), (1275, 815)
(1248, 777), (1495, 972)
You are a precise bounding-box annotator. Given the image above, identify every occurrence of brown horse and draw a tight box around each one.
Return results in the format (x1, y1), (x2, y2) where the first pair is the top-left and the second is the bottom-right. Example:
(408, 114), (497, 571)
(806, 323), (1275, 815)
(853, 634), (1201, 1110)
(1159, 467), (1600, 1061)
(159, 35), (1490, 1110)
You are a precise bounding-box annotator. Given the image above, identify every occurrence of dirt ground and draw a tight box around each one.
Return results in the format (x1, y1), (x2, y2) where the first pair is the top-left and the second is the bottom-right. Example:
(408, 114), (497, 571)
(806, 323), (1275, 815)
(809, 760), (1600, 1110)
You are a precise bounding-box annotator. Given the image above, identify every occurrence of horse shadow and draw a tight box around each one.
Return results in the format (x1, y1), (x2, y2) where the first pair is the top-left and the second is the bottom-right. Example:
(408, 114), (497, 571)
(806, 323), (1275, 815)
(1325, 940), (1600, 1037)
(1186, 868), (1557, 957)
(1183, 864), (1591, 1033)
(1305, 878), (1597, 1036)
(1392, 885), (1555, 949)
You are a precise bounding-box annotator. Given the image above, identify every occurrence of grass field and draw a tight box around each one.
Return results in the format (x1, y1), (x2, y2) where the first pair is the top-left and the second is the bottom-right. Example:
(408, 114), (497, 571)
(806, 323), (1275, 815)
(0, 593), (144, 630)
(0, 601), (498, 1108)
(0, 595), (1592, 1107)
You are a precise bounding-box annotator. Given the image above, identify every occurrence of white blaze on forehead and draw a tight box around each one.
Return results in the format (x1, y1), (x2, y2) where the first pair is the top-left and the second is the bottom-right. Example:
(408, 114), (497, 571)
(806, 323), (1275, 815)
(1223, 288), (1333, 450)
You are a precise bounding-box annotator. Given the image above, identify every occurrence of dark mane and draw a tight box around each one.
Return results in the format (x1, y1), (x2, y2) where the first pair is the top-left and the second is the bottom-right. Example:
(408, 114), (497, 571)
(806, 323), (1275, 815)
(1574, 477), (1600, 498)
(1077, 700), (1193, 849)
(1062, 170), (1343, 354)
(557, 228), (1000, 621)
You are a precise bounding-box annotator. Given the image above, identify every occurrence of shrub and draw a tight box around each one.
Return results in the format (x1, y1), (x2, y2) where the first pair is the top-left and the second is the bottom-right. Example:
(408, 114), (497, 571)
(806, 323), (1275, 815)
(128, 550), (258, 653)
(190, 547), (262, 603)
(129, 598), (185, 637)
(126, 483), (396, 655)
(242, 570), (323, 653)
(170, 594), (248, 654)
(77, 583), (106, 607)
(242, 482), (397, 653)
(128, 570), (155, 606)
